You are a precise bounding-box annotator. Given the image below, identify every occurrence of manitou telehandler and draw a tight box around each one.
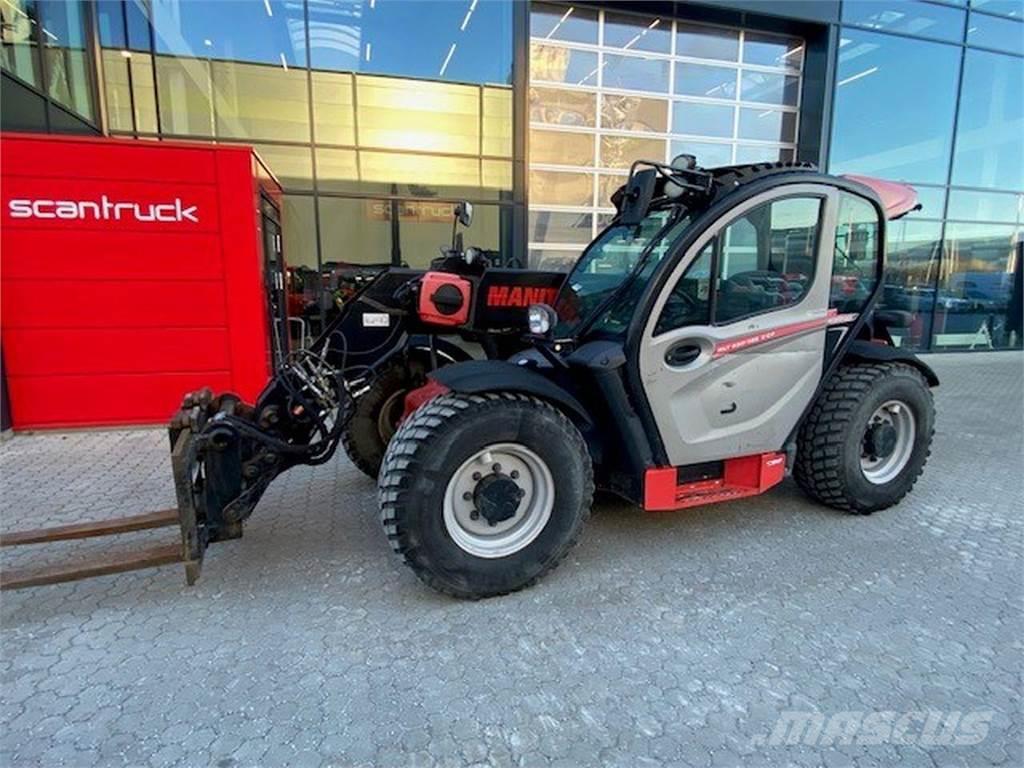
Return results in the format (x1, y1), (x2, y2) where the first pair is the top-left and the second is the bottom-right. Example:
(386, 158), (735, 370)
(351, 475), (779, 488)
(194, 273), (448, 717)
(1, 158), (936, 600)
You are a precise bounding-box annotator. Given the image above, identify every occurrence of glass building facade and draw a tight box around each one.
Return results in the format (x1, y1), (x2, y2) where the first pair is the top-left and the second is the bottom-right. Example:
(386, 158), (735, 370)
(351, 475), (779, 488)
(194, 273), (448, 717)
(1, 1), (99, 129)
(2, 0), (1021, 352)
(91, 0), (517, 279)
(830, 1), (1023, 351)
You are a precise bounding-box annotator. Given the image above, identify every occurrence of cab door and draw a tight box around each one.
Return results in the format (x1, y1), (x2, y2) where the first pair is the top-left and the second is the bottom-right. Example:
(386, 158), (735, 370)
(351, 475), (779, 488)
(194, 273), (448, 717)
(638, 184), (839, 466)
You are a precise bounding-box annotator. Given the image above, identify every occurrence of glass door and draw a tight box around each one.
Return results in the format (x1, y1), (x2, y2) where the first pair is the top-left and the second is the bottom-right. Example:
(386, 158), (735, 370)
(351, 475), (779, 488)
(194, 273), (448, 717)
(261, 196), (289, 367)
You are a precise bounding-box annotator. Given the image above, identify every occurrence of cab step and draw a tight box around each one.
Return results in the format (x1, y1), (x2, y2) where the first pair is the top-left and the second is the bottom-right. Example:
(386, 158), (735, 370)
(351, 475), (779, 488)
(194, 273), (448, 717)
(644, 452), (788, 511)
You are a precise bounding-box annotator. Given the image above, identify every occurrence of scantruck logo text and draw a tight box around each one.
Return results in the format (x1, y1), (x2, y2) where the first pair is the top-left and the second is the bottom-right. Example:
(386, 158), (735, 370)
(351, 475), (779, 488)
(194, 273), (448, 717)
(8, 196), (199, 223)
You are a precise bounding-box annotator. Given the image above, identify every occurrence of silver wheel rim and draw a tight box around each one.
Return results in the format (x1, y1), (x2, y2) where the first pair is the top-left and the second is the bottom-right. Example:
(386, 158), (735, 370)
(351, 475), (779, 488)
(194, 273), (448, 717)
(443, 443), (554, 559)
(860, 400), (916, 485)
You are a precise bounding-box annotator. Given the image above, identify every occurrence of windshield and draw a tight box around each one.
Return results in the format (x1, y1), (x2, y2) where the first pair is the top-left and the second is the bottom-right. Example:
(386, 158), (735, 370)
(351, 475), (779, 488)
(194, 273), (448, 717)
(553, 207), (692, 338)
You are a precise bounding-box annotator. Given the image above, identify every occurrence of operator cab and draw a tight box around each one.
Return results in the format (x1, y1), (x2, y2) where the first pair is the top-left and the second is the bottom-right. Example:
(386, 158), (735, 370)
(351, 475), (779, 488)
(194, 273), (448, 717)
(510, 155), (924, 500)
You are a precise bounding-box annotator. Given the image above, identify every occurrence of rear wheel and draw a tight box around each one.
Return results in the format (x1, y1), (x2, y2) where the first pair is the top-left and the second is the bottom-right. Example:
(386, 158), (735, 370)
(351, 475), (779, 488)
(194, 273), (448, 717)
(795, 362), (935, 514)
(378, 392), (593, 599)
(341, 362), (411, 479)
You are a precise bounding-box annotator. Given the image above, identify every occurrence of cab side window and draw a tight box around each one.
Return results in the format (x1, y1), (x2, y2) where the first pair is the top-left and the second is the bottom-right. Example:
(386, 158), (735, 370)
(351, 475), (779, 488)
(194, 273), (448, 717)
(831, 193), (880, 313)
(653, 196), (823, 335)
(654, 242), (712, 335)
(715, 196), (822, 324)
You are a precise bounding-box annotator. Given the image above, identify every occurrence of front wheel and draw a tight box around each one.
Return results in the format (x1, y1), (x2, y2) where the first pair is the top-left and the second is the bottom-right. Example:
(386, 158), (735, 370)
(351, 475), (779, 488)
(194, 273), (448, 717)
(378, 392), (593, 599)
(795, 362), (935, 514)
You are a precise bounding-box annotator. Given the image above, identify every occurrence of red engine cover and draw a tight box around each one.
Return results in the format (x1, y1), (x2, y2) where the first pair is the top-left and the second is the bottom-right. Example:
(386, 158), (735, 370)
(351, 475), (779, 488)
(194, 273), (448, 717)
(418, 272), (472, 326)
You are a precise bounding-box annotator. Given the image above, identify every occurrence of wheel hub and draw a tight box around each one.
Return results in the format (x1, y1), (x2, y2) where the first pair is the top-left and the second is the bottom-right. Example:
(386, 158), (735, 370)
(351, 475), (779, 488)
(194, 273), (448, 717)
(860, 400), (916, 485)
(443, 443), (554, 559)
(863, 422), (898, 460)
(473, 474), (523, 525)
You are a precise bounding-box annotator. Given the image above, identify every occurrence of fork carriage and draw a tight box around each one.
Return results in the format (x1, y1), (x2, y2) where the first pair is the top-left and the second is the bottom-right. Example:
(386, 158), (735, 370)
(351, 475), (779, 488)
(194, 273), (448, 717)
(1, 349), (345, 590)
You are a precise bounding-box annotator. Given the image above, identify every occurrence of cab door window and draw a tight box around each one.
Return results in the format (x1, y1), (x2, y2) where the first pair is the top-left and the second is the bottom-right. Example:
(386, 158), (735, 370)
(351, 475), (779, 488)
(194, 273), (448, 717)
(653, 195), (822, 334)
(715, 196), (822, 324)
(831, 193), (881, 313)
(654, 242), (712, 334)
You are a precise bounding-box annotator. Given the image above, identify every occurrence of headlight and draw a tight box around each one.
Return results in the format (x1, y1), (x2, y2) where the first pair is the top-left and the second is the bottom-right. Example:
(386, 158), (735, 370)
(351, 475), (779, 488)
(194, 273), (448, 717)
(527, 303), (557, 336)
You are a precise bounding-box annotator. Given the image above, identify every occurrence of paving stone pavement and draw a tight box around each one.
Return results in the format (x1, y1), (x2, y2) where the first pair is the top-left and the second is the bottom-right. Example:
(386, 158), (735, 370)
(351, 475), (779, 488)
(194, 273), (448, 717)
(1, 352), (1021, 768)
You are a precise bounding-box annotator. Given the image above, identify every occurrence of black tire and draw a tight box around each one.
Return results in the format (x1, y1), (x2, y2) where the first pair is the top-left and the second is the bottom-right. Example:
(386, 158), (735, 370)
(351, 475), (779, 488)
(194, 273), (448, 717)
(341, 362), (412, 479)
(795, 362), (935, 514)
(378, 392), (593, 599)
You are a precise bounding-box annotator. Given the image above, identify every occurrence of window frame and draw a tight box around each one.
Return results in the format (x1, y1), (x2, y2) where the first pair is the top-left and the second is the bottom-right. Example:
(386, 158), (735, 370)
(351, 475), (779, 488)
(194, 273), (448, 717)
(1, 0), (102, 129)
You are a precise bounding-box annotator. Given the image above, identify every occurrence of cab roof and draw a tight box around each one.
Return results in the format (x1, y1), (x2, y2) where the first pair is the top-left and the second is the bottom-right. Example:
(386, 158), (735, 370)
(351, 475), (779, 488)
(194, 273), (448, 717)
(612, 159), (919, 222)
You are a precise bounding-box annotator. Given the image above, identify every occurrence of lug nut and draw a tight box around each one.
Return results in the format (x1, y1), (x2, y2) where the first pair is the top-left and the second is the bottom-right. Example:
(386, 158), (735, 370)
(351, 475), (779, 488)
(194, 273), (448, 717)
(492, 463), (502, 473)
(488, 520), (497, 527)
(518, 489), (526, 498)
(469, 510), (479, 520)
(472, 472), (481, 481)
(462, 491), (472, 501)
(510, 470), (519, 479)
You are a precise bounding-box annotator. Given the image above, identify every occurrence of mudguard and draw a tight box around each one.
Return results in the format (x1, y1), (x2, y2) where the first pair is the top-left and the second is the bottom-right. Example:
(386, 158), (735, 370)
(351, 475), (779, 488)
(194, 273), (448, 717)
(429, 360), (594, 427)
(842, 340), (939, 387)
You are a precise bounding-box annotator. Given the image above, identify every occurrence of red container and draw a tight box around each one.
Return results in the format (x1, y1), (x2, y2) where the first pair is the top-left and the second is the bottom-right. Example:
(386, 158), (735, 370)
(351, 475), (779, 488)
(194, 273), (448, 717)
(1, 133), (283, 430)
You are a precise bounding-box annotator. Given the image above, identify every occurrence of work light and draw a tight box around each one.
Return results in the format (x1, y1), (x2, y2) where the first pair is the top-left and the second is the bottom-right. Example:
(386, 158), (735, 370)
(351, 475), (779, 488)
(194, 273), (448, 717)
(527, 303), (557, 337)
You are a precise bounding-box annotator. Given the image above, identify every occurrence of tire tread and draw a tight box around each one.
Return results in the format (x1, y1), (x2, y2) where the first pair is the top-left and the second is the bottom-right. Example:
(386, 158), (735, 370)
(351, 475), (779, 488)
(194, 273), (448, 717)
(341, 362), (410, 479)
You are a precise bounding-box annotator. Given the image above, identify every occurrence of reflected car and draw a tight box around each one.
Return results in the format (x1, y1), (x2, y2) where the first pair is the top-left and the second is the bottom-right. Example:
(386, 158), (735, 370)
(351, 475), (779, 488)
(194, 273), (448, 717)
(885, 284), (937, 312)
(935, 294), (974, 312)
(959, 281), (1010, 312)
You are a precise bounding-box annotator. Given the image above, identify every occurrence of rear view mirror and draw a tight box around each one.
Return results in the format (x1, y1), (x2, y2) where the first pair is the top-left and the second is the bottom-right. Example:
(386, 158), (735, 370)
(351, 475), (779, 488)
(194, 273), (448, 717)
(455, 201), (474, 228)
(450, 201), (474, 252)
(619, 168), (657, 226)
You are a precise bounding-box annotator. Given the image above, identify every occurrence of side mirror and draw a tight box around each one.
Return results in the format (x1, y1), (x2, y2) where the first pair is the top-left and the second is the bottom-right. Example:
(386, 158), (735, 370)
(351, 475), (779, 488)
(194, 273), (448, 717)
(619, 168), (657, 226)
(454, 201), (474, 228)
(874, 309), (914, 328)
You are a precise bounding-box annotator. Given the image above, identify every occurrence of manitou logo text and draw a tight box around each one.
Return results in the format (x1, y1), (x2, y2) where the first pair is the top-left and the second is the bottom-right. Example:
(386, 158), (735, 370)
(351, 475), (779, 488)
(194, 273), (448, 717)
(486, 285), (559, 308)
(7, 196), (199, 224)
